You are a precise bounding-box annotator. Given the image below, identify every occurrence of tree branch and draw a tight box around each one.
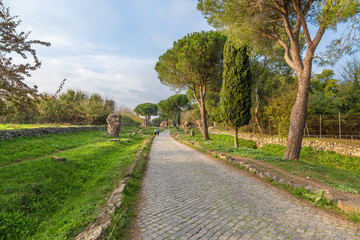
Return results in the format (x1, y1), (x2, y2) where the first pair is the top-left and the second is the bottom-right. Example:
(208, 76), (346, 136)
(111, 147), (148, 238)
(292, 0), (312, 45)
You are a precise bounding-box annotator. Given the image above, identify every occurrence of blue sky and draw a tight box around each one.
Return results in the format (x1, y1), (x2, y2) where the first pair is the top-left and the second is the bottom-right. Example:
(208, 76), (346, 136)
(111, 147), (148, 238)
(5, 0), (213, 109)
(4, 1), (355, 110)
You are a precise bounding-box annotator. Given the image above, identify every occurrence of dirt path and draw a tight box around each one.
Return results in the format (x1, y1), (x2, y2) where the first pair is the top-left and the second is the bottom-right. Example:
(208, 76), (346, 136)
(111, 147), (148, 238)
(131, 130), (359, 239)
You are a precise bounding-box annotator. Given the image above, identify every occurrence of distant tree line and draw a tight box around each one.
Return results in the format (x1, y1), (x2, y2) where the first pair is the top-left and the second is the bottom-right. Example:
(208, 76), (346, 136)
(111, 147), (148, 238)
(1, 90), (114, 125)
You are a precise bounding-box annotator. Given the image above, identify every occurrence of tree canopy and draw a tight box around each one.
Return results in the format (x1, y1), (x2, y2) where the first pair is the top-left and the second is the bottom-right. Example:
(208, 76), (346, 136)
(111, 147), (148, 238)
(134, 103), (158, 126)
(157, 94), (189, 129)
(220, 39), (252, 147)
(0, 2), (50, 113)
(155, 30), (226, 139)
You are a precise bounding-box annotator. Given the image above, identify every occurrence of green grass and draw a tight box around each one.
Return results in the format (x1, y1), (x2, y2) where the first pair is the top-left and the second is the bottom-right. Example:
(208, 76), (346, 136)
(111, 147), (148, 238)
(178, 133), (360, 194)
(105, 137), (153, 240)
(259, 144), (360, 171)
(0, 127), (153, 240)
(0, 130), (109, 166)
(0, 124), (91, 130)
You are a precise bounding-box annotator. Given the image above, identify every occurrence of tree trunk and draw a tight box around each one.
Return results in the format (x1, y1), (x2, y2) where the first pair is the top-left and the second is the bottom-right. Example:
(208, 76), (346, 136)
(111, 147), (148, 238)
(199, 95), (209, 140)
(284, 69), (311, 160)
(234, 126), (239, 147)
(254, 82), (263, 134)
(177, 113), (181, 128)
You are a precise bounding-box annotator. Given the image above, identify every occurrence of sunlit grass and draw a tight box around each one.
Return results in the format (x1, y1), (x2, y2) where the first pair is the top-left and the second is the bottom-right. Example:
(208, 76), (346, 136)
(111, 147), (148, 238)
(178, 133), (360, 194)
(0, 127), (152, 239)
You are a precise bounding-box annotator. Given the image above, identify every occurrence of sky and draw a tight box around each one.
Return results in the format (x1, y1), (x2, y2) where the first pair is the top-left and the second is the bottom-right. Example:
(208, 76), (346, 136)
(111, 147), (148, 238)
(4, 1), (356, 110)
(5, 0), (213, 109)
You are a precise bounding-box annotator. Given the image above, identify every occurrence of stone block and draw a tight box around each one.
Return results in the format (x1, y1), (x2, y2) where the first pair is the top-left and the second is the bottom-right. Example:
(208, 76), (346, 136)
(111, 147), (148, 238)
(52, 156), (66, 162)
(106, 114), (121, 137)
(337, 200), (360, 213)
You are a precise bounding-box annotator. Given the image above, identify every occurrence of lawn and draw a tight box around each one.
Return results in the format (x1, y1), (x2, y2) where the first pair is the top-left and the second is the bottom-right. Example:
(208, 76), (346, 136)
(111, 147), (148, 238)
(0, 124), (91, 130)
(0, 127), (151, 240)
(177, 132), (360, 194)
(0, 130), (109, 166)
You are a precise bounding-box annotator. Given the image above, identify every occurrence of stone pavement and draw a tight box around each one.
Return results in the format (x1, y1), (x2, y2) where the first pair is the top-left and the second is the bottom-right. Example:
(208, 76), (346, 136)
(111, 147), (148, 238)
(131, 131), (359, 240)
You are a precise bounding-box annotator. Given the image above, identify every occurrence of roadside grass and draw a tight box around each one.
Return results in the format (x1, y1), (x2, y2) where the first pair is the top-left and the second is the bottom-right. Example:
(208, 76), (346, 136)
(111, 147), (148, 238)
(105, 137), (153, 240)
(178, 133), (360, 194)
(0, 127), (151, 239)
(0, 124), (91, 130)
(0, 130), (109, 166)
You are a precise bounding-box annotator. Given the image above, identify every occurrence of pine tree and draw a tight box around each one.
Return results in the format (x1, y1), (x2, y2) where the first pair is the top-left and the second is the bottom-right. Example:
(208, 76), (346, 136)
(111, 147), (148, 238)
(220, 38), (252, 147)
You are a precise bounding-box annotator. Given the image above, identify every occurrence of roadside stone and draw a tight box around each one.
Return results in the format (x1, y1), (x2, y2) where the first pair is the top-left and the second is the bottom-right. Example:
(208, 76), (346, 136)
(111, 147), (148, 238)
(304, 185), (315, 193)
(248, 167), (257, 174)
(106, 114), (121, 137)
(272, 175), (281, 181)
(264, 172), (273, 179)
(52, 156), (66, 162)
(337, 200), (360, 213)
(323, 190), (339, 203)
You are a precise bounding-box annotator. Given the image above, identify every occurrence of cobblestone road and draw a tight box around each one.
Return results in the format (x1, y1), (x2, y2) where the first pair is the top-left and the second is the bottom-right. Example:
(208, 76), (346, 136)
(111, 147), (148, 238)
(132, 131), (359, 240)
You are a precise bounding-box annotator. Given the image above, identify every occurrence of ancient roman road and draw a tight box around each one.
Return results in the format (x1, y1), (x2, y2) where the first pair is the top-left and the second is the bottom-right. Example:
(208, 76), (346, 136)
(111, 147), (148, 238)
(131, 131), (359, 240)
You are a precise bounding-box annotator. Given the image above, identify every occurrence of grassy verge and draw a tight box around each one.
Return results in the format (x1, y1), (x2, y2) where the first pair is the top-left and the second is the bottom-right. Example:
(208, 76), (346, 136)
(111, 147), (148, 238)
(177, 132), (360, 194)
(105, 137), (153, 240)
(0, 130), (109, 166)
(0, 124), (94, 130)
(0, 127), (152, 240)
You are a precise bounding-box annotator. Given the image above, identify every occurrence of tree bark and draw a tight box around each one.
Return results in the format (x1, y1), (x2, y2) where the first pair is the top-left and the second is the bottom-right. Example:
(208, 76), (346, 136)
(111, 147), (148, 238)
(284, 65), (312, 160)
(193, 84), (209, 140)
(199, 93), (209, 140)
(234, 126), (239, 148)
(254, 82), (263, 134)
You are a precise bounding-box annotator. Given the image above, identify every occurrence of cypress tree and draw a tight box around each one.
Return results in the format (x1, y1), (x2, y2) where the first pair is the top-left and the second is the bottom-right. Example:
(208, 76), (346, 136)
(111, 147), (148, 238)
(220, 38), (252, 147)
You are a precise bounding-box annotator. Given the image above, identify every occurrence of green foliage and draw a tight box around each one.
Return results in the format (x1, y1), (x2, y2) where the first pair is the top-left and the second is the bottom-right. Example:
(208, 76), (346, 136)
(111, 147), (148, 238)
(134, 103), (158, 126)
(290, 188), (334, 208)
(263, 86), (297, 136)
(121, 115), (140, 127)
(0, 2), (50, 111)
(0, 128), (149, 239)
(198, 0), (360, 159)
(155, 31), (226, 93)
(158, 94), (188, 128)
(220, 39), (252, 128)
(1, 89), (113, 125)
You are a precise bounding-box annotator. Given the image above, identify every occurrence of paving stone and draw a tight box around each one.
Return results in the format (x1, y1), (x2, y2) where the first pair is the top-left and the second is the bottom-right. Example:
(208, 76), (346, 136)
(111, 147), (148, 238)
(131, 131), (360, 240)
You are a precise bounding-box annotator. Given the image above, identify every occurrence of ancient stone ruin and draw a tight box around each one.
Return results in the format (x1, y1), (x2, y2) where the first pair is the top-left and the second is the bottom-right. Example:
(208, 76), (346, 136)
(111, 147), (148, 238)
(106, 114), (121, 137)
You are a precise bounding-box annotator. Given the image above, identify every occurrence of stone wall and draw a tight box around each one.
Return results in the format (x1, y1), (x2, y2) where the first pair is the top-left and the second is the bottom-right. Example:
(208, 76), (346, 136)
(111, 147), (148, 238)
(0, 126), (107, 140)
(209, 129), (360, 157)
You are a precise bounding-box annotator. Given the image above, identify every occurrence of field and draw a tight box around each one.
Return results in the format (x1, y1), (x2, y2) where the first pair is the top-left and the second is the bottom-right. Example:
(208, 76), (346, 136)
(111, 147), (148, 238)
(0, 124), (93, 130)
(0, 126), (150, 240)
(177, 131), (360, 194)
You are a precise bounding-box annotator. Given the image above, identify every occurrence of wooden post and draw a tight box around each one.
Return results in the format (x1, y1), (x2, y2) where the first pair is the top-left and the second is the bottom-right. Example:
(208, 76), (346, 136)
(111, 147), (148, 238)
(319, 114), (322, 139)
(339, 112), (342, 140)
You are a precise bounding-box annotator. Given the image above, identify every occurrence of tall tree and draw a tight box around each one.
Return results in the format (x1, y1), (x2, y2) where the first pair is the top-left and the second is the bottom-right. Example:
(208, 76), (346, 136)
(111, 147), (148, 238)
(155, 31), (226, 139)
(198, 0), (360, 159)
(0, 2), (50, 112)
(220, 39), (252, 147)
(158, 94), (189, 130)
(134, 103), (158, 126)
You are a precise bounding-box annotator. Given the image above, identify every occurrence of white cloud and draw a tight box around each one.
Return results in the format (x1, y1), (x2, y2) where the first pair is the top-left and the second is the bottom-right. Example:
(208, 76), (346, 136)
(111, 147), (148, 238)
(25, 54), (174, 109)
